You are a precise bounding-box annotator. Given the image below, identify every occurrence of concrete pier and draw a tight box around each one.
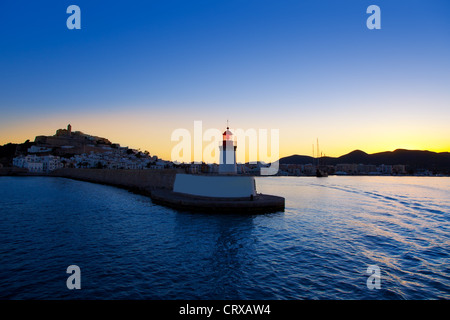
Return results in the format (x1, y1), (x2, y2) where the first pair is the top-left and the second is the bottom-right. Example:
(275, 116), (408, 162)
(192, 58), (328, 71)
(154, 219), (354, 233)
(150, 189), (285, 214)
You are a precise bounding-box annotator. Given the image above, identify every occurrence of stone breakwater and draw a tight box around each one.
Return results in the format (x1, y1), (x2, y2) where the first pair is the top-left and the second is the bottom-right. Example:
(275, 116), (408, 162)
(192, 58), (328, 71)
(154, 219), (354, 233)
(1, 168), (285, 213)
(0, 167), (28, 176)
(50, 168), (178, 196)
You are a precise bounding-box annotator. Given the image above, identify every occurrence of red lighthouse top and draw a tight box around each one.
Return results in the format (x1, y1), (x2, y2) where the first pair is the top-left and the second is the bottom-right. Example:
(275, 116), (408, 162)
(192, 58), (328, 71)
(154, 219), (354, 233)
(223, 120), (234, 141)
(223, 127), (233, 141)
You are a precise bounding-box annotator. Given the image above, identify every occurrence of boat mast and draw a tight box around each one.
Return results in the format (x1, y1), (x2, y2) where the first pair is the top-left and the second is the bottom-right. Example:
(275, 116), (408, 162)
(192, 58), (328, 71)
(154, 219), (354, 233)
(317, 138), (319, 166)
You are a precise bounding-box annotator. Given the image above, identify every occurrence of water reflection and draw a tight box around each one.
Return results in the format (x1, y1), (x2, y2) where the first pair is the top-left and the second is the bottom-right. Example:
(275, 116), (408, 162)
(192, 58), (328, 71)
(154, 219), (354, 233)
(172, 212), (257, 298)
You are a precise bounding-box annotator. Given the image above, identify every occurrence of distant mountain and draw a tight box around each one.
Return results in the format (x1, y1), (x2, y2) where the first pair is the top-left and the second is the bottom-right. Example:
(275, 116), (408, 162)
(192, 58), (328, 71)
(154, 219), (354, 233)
(336, 150), (371, 164)
(279, 149), (450, 173)
(368, 149), (450, 168)
(277, 154), (315, 165)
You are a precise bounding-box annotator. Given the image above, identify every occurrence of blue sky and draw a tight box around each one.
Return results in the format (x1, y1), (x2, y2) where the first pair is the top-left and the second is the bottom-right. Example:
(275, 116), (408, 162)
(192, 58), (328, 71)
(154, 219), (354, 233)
(1, 0), (449, 159)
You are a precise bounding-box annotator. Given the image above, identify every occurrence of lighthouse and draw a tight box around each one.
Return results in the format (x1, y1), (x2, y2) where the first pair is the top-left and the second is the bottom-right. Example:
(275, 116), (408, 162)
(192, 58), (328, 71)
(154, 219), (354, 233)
(154, 122), (285, 212)
(218, 125), (237, 175)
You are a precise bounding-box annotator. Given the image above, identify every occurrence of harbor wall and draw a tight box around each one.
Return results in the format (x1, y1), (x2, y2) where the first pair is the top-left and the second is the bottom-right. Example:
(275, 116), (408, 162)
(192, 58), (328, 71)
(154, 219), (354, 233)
(0, 167), (28, 176)
(50, 168), (178, 195)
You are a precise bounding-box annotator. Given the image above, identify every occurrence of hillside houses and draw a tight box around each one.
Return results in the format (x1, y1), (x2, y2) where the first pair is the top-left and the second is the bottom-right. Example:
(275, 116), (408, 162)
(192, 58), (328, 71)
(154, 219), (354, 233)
(13, 150), (171, 173)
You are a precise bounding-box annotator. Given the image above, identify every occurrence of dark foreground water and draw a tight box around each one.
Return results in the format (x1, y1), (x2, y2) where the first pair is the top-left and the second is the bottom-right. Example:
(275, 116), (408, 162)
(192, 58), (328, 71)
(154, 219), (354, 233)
(0, 176), (449, 299)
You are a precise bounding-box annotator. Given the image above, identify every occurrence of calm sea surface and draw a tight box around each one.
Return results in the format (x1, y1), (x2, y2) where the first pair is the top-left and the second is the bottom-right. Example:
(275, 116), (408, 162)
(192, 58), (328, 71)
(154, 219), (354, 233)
(0, 176), (449, 299)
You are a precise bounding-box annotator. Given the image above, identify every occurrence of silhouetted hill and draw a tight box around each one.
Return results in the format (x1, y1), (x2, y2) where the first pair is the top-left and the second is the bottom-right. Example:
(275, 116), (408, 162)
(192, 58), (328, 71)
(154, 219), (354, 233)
(277, 154), (314, 165)
(336, 150), (370, 164)
(0, 140), (35, 166)
(279, 149), (450, 173)
(370, 149), (450, 169)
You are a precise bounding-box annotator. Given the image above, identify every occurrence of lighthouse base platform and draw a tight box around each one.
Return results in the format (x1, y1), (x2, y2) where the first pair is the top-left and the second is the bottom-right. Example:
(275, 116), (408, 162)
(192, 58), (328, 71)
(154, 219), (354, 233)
(173, 174), (257, 198)
(150, 189), (285, 214)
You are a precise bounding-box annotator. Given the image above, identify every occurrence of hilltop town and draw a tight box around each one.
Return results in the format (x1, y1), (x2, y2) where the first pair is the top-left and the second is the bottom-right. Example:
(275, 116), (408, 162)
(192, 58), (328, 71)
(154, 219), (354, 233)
(5, 125), (169, 173)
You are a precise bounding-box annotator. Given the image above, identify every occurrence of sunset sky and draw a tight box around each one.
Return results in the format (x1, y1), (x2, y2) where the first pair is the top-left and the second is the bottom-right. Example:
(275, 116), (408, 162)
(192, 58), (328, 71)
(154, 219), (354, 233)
(1, 0), (449, 162)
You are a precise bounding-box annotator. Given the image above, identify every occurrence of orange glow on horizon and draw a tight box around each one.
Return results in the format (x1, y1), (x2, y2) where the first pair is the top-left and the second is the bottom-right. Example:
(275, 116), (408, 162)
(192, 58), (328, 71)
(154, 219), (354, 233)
(1, 114), (449, 164)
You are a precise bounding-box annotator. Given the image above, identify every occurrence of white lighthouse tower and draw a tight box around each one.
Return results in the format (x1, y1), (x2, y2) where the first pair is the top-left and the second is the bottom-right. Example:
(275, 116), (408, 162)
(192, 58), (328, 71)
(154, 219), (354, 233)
(218, 125), (237, 175)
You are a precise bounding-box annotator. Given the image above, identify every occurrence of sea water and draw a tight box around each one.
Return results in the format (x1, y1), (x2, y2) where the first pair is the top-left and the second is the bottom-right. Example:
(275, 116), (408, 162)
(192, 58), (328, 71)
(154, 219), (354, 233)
(0, 176), (448, 299)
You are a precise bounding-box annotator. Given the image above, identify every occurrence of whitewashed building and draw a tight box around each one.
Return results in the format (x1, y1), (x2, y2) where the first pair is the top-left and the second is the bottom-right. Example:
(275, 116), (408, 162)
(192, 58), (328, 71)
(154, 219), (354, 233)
(26, 162), (44, 173)
(13, 155), (63, 173)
